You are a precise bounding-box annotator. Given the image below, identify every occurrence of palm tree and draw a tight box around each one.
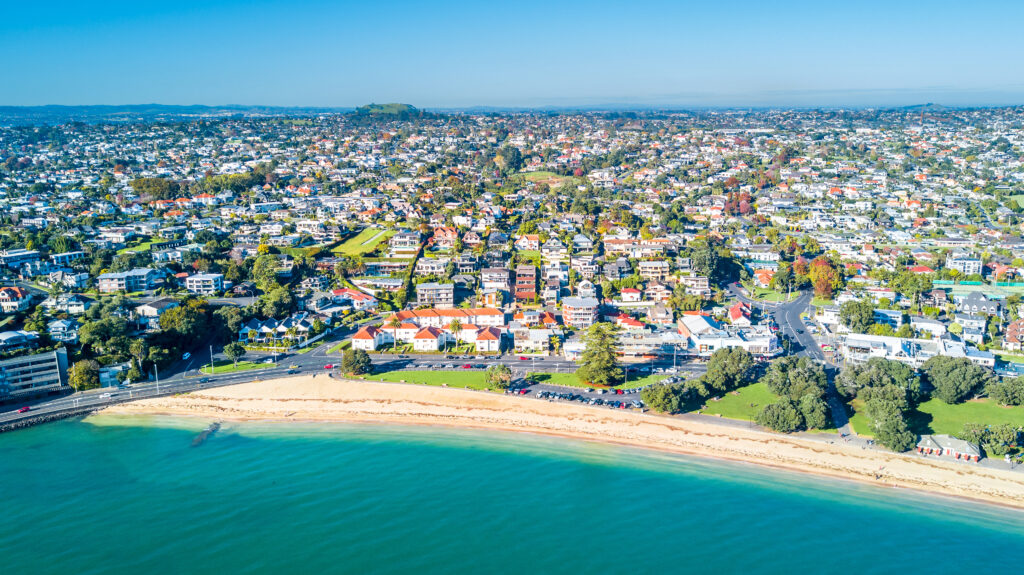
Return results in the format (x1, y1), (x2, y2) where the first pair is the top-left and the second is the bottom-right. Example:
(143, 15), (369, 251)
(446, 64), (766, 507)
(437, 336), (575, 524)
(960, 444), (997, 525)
(448, 318), (462, 351)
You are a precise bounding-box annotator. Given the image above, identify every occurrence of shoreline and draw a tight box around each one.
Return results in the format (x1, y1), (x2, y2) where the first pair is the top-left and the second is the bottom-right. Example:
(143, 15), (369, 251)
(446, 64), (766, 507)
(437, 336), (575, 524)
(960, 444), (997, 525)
(97, 375), (1024, 510)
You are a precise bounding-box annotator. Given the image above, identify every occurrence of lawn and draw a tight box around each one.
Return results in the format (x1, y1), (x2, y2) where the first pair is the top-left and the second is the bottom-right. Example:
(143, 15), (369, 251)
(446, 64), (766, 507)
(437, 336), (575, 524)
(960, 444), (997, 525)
(994, 350), (1024, 364)
(328, 340), (351, 354)
(849, 397), (1024, 437)
(516, 250), (541, 265)
(200, 360), (273, 374)
(372, 370), (492, 390)
(117, 239), (158, 254)
(332, 228), (395, 257)
(811, 297), (835, 307)
(528, 371), (666, 390)
(516, 170), (579, 185)
(700, 382), (778, 421)
(748, 287), (796, 303)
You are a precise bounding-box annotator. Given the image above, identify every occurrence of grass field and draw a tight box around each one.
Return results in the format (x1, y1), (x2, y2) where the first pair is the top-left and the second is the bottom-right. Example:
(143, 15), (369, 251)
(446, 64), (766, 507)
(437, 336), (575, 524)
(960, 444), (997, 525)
(811, 297), (835, 307)
(200, 360), (273, 375)
(516, 171), (578, 185)
(332, 228), (395, 256)
(527, 371), (666, 390)
(328, 340), (351, 354)
(372, 370), (492, 390)
(849, 397), (1024, 437)
(700, 382), (778, 421)
(748, 287), (796, 303)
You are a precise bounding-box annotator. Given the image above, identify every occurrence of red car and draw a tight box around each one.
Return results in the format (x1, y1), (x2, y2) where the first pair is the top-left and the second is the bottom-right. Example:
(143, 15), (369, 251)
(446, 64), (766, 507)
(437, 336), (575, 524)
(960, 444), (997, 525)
(519, 356), (529, 361)
(462, 364), (473, 369)
(323, 364), (334, 369)
(616, 389), (624, 395)
(17, 406), (30, 413)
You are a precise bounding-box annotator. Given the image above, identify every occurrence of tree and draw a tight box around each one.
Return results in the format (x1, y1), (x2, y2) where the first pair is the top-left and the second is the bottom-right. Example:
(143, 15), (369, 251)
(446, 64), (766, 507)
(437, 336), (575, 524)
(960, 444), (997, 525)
(223, 342), (247, 368)
(922, 356), (992, 404)
(839, 299), (875, 334)
(756, 398), (804, 433)
(641, 383), (691, 414)
(129, 338), (149, 371)
(702, 347), (755, 394)
(871, 412), (916, 452)
(448, 318), (463, 348)
(251, 254), (281, 292)
(798, 394), (830, 430)
(485, 364), (513, 390)
(987, 377), (1024, 406)
(342, 348), (372, 375)
(576, 322), (622, 387)
(984, 424), (1021, 457)
(69, 360), (100, 391)
(761, 356), (827, 400)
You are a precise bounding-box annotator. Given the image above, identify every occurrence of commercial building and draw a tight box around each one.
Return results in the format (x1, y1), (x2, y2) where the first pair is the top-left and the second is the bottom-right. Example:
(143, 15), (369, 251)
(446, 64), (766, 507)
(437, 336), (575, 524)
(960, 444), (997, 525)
(0, 348), (69, 403)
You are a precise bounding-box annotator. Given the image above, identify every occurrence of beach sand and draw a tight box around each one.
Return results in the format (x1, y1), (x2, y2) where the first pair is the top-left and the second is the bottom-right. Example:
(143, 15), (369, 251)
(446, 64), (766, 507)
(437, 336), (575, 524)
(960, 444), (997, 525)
(99, 375), (1024, 508)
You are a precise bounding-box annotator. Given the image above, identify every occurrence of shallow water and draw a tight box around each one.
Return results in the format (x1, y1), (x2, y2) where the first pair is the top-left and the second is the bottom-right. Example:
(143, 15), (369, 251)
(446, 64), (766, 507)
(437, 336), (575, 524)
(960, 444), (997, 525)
(1, 415), (1022, 574)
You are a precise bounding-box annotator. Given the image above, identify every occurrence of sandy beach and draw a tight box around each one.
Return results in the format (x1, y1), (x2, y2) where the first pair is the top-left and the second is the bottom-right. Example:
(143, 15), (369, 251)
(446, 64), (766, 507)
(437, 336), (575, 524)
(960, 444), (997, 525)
(99, 375), (1024, 508)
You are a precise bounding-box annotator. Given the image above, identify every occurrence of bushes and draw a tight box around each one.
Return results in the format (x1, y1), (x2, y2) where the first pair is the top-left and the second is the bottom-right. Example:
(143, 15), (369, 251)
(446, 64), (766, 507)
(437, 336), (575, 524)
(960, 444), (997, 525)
(641, 383), (692, 414)
(756, 357), (831, 432)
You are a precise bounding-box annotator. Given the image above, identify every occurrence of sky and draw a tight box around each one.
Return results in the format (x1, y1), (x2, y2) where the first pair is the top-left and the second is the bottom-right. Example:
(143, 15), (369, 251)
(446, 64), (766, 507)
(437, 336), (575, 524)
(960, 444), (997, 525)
(2, 0), (1024, 108)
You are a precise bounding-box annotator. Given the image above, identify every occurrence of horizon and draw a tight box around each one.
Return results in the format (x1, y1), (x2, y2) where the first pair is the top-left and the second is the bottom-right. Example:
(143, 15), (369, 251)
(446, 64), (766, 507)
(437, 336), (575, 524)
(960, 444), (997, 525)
(4, 0), (1024, 108)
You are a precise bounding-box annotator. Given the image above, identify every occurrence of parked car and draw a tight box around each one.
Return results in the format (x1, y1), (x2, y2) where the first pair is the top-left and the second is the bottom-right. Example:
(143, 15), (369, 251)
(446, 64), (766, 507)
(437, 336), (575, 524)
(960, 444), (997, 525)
(323, 364), (334, 369)
(17, 406), (30, 413)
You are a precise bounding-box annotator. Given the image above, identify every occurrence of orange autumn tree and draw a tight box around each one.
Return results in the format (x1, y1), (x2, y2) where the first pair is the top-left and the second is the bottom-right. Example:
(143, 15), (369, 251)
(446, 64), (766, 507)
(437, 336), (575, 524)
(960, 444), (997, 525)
(807, 256), (843, 298)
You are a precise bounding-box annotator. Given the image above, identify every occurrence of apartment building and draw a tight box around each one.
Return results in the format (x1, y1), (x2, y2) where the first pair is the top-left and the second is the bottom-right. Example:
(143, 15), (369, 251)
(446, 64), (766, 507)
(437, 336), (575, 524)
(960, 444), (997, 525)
(561, 296), (599, 329)
(416, 282), (455, 308)
(185, 273), (224, 294)
(0, 347), (69, 402)
(515, 265), (538, 301)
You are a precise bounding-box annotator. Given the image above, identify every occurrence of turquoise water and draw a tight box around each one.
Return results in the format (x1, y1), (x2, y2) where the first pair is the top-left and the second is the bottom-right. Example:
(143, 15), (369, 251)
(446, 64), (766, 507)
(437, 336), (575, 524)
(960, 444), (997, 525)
(2, 417), (1023, 574)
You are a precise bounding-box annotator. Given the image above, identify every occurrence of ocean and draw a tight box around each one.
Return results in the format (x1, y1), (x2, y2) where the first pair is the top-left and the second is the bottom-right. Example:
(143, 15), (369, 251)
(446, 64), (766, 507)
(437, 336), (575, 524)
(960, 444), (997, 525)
(2, 415), (1023, 574)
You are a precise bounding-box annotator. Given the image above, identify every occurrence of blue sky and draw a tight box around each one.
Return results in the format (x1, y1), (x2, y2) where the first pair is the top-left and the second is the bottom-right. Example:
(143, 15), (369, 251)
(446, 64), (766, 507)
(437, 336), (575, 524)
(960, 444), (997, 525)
(2, 0), (1023, 107)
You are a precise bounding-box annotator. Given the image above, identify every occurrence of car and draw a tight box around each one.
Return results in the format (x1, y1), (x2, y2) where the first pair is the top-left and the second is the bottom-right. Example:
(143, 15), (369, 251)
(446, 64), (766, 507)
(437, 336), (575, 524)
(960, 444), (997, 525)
(616, 389), (624, 395)
(585, 388), (594, 392)
(287, 369), (299, 374)
(99, 393), (112, 399)
(475, 356), (485, 360)
(289, 364), (299, 369)
(199, 378), (210, 383)
(518, 389), (528, 395)
(17, 406), (30, 413)
(474, 364), (486, 369)
(263, 358), (275, 364)
(182, 352), (192, 360)
(519, 356), (529, 361)
(324, 364), (334, 369)
(462, 364), (473, 369)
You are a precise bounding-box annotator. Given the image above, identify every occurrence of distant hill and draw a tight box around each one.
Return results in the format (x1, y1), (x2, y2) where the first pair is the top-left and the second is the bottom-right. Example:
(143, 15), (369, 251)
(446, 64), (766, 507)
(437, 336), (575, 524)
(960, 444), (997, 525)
(899, 103), (950, 112)
(0, 104), (353, 125)
(354, 103), (419, 116)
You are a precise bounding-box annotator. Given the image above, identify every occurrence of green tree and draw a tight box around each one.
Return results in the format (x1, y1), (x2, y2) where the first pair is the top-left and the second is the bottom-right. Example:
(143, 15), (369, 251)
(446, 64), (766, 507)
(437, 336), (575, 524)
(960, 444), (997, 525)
(342, 348), (372, 375)
(987, 377), (1024, 406)
(69, 359), (101, 391)
(798, 394), (830, 430)
(871, 412), (916, 452)
(761, 356), (827, 400)
(839, 299), (875, 333)
(485, 364), (513, 390)
(756, 398), (804, 433)
(223, 342), (247, 368)
(251, 254), (281, 292)
(641, 383), (691, 414)
(984, 424), (1022, 457)
(576, 322), (622, 387)
(921, 356), (992, 404)
(702, 347), (755, 394)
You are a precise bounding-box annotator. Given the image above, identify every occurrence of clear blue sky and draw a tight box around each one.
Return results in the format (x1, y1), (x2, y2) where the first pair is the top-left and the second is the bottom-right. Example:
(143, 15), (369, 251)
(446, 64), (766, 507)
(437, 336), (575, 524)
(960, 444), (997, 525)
(3, 0), (1023, 108)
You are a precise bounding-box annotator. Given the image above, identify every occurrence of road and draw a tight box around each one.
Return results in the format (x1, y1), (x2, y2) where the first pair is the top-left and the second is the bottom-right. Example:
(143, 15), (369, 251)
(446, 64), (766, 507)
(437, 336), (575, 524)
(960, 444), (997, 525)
(730, 283), (852, 436)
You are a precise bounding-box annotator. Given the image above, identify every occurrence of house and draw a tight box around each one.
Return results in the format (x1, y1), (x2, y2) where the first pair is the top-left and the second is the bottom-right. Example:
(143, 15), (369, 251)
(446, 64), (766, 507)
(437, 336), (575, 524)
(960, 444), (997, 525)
(1005, 319), (1024, 351)
(957, 293), (1002, 318)
(432, 226), (459, 248)
(946, 254), (983, 277)
(474, 326), (503, 352)
(0, 330), (39, 352)
(873, 309), (904, 328)
(351, 325), (393, 351)
(332, 288), (378, 311)
(412, 326), (452, 351)
(561, 296), (599, 329)
(647, 303), (674, 325)
(541, 238), (568, 261)
(416, 282), (455, 308)
(729, 302), (752, 327)
(481, 267), (510, 291)
(916, 434), (981, 462)
(753, 269), (775, 288)
(620, 288), (642, 303)
(0, 286), (32, 314)
(46, 318), (80, 344)
(40, 293), (93, 315)
(185, 273), (224, 294)
(515, 234), (540, 251)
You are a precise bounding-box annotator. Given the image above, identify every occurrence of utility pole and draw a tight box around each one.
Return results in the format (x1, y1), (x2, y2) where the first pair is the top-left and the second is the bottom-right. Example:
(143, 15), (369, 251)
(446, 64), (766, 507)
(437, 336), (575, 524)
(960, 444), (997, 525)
(154, 363), (160, 395)
(210, 344), (214, 375)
